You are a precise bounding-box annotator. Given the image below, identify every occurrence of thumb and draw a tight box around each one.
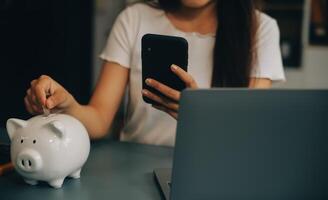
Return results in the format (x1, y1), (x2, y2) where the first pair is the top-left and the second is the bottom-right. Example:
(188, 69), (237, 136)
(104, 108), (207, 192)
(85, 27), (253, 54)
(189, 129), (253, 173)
(46, 90), (67, 109)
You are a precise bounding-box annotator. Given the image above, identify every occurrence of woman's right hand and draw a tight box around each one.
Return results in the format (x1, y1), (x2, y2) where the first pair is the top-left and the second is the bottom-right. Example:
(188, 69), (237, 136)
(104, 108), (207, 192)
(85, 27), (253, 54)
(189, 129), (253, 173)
(24, 75), (77, 115)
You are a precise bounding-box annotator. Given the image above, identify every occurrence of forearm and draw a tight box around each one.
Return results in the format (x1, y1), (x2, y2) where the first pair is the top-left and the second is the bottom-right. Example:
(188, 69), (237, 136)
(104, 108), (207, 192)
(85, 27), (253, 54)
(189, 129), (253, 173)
(63, 62), (129, 139)
(65, 101), (114, 140)
(249, 78), (272, 88)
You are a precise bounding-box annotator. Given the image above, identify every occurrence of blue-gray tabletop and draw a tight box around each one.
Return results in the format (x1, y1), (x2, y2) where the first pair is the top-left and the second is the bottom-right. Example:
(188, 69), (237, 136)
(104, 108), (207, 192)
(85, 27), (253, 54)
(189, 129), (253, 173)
(0, 129), (173, 200)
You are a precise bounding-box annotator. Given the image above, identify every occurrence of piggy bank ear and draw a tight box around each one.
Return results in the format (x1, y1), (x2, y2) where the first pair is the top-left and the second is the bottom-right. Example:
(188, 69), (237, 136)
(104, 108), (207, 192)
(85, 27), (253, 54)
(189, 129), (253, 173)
(6, 119), (27, 141)
(48, 121), (66, 140)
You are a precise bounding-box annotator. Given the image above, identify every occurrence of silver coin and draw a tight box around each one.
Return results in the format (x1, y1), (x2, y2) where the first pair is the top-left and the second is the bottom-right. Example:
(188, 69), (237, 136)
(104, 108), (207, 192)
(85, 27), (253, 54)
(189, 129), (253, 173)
(42, 106), (50, 116)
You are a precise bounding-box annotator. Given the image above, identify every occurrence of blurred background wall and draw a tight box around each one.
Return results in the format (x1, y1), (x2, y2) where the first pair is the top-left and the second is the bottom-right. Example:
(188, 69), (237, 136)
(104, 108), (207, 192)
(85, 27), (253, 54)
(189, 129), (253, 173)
(271, 0), (328, 89)
(93, 0), (125, 86)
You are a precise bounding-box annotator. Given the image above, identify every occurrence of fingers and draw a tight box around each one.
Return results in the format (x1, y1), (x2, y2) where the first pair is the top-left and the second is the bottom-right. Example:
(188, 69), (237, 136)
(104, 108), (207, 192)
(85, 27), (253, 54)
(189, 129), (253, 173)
(46, 90), (67, 109)
(24, 96), (42, 115)
(142, 90), (179, 112)
(26, 75), (60, 114)
(145, 79), (180, 101)
(171, 64), (198, 88)
(26, 88), (43, 111)
(25, 75), (73, 115)
(31, 75), (52, 106)
(152, 105), (178, 120)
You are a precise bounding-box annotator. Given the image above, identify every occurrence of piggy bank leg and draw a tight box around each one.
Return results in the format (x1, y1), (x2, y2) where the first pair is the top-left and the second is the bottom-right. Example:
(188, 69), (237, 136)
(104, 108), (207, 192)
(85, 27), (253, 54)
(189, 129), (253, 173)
(69, 169), (81, 179)
(24, 179), (38, 186)
(48, 178), (65, 189)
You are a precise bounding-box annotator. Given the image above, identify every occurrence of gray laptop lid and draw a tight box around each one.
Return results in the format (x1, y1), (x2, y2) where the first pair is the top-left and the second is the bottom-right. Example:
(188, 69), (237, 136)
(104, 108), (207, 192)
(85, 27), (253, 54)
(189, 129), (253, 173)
(170, 89), (328, 200)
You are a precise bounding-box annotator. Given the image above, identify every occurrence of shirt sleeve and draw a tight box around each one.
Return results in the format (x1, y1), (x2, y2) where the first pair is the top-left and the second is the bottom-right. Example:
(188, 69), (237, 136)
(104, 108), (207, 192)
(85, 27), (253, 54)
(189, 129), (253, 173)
(99, 6), (139, 68)
(251, 15), (286, 82)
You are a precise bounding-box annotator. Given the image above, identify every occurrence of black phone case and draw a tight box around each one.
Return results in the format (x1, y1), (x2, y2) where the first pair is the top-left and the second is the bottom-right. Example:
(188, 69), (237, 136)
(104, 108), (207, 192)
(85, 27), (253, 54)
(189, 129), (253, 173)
(142, 34), (188, 105)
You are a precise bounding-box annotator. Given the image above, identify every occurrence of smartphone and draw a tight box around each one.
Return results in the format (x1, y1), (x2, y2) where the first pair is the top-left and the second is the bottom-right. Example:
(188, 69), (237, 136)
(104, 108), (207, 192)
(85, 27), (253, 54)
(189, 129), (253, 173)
(142, 34), (188, 105)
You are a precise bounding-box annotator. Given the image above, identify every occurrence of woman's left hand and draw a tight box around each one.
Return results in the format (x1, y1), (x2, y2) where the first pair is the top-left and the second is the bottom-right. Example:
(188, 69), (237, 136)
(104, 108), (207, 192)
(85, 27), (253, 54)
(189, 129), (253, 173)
(142, 64), (198, 120)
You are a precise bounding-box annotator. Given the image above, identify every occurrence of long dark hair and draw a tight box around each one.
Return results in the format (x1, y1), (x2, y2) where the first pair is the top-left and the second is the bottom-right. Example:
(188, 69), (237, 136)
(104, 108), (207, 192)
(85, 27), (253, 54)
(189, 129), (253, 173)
(145, 0), (258, 87)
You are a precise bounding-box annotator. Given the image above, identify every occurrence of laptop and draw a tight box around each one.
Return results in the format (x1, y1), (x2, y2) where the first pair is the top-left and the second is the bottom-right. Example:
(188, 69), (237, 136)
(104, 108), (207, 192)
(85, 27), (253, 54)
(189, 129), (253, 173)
(154, 89), (328, 200)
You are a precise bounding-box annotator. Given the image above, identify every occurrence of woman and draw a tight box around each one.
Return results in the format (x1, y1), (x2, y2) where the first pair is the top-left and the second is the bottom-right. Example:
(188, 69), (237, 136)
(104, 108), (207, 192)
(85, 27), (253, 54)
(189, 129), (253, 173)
(25, 0), (285, 146)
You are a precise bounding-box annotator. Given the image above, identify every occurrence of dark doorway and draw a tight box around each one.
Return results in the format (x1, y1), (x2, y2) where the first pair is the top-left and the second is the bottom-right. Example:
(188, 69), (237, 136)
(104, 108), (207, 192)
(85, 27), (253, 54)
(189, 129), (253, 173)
(0, 0), (93, 127)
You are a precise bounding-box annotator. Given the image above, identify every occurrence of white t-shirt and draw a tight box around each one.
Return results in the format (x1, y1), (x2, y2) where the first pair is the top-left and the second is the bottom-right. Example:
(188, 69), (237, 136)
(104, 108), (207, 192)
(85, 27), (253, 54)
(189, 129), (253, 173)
(100, 3), (285, 146)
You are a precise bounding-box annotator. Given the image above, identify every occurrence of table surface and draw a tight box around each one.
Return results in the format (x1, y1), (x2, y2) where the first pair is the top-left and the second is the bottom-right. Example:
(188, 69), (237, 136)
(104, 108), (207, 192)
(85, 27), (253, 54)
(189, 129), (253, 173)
(0, 128), (173, 200)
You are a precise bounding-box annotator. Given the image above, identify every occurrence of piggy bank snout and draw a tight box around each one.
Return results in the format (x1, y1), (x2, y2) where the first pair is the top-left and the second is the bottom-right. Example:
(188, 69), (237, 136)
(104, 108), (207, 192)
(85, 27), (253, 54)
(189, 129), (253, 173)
(16, 149), (43, 173)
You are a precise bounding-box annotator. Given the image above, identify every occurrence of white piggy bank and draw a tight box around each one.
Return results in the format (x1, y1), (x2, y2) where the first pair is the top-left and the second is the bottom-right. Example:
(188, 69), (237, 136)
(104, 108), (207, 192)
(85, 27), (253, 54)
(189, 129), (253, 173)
(6, 114), (90, 188)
